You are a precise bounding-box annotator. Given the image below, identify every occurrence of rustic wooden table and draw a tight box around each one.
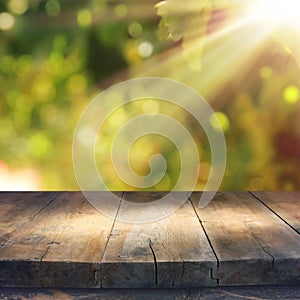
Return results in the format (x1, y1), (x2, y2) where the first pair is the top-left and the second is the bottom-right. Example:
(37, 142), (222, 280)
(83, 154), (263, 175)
(0, 192), (299, 289)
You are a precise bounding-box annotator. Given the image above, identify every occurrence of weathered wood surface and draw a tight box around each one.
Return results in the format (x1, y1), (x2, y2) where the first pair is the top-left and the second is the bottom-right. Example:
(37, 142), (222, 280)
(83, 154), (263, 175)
(251, 191), (300, 234)
(0, 192), (119, 288)
(102, 192), (217, 288)
(190, 192), (300, 286)
(1, 286), (300, 300)
(0, 191), (300, 288)
(0, 192), (57, 247)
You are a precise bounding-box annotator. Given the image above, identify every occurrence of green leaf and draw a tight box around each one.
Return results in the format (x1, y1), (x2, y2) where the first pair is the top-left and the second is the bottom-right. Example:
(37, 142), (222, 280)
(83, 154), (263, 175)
(156, 0), (212, 70)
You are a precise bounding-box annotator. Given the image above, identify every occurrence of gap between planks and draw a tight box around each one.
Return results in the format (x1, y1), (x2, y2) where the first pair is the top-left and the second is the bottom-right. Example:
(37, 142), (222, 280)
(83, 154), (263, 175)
(0, 192), (300, 288)
(249, 191), (300, 235)
(101, 192), (218, 288)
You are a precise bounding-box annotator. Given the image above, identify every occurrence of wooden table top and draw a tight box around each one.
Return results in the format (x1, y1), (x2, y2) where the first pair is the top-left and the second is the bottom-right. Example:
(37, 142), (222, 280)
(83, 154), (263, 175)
(0, 191), (299, 288)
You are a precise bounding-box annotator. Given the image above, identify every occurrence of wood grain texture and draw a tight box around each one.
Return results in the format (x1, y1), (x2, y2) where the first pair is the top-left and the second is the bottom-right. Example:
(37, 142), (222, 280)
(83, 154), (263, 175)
(0, 192), (57, 247)
(190, 192), (300, 286)
(0, 192), (120, 288)
(1, 286), (300, 300)
(0, 192), (57, 287)
(251, 191), (300, 234)
(1, 192), (300, 288)
(102, 192), (217, 288)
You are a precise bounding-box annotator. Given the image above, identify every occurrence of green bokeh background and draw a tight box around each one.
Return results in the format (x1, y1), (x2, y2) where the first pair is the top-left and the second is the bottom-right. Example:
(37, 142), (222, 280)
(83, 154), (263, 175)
(1, 0), (300, 191)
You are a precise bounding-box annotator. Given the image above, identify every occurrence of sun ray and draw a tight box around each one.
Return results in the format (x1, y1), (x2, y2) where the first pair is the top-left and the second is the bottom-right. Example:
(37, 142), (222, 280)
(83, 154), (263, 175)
(102, 0), (300, 103)
(127, 2), (269, 99)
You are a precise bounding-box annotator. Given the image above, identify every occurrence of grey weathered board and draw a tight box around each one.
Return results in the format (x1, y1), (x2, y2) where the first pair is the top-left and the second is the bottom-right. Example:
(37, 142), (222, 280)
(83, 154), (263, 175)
(0, 192), (120, 288)
(251, 191), (300, 234)
(102, 192), (217, 288)
(190, 192), (300, 286)
(0, 191), (299, 288)
(1, 286), (300, 300)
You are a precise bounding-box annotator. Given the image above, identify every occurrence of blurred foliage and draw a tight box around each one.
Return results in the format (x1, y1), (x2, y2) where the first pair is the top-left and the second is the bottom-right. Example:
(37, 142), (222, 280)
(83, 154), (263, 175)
(156, 0), (212, 70)
(0, 0), (300, 191)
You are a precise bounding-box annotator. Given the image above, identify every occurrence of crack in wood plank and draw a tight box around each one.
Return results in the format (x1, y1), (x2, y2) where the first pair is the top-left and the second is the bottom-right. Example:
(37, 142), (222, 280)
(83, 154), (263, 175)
(32, 194), (58, 218)
(99, 192), (123, 288)
(180, 260), (186, 284)
(149, 238), (158, 287)
(189, 197), (220, 286)
(39, 246), (51, 288)
(247, 233), (275, 267)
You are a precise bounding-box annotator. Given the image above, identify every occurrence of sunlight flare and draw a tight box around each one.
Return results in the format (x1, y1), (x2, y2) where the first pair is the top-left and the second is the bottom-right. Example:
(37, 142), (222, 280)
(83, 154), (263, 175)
(251, 0), (300, 29)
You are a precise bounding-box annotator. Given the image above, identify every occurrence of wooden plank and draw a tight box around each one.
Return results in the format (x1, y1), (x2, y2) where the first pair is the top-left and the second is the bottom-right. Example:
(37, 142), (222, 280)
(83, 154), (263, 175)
(1, 191), (300, 289)
(251, 191), (300, 234)
(0, 192), (57, 247)
(2, 286), (300, 300)
(0, 192), (58, 288)
(190, 192), (300, 286)
(102, 192), (217, 288)
(0, 192), (120, 288)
